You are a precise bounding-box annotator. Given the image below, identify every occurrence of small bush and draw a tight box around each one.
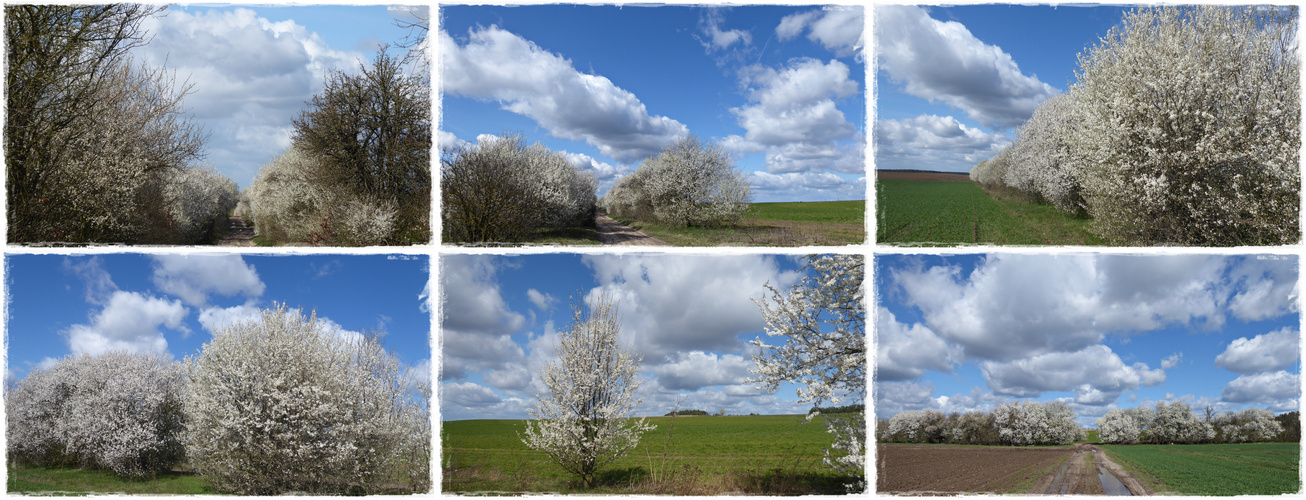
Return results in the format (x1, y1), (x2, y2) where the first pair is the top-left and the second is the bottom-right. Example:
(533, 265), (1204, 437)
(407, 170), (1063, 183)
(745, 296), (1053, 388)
(603, 135), (750, 227)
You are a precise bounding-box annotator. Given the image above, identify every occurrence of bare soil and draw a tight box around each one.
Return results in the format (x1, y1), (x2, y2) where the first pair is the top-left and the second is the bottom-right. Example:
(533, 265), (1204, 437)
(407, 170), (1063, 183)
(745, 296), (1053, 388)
(877, 170), (972, 182)
(877, 443), (1151, 496)
(595, 214), (668, 246)
(216, 215), (255, 247)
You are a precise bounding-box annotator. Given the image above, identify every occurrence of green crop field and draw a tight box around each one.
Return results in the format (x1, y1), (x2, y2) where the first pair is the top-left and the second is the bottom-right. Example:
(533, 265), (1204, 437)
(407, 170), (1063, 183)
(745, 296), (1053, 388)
(442, 414), (858, 494)
(876, 178), (1103, 245)
(1100, 443), (1300, 495)
(616, 200), (865, 246)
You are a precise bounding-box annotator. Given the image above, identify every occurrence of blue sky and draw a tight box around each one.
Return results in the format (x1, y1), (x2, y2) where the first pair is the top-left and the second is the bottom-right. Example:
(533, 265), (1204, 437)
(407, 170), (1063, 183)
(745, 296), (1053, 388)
(440, 253), (860, 421)
(6, 254), (431, 389)
(440, 5), (866, 202)
(876, 253), (1301, 427)
(875, 5), (1131, 173)
(130, 4), (428, 189)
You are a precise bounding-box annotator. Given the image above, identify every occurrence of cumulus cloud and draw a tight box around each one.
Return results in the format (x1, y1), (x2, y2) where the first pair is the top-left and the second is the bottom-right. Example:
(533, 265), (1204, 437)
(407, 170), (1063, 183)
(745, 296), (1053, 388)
(652, 351), (755, 391)
(526, 289), (556, 311)
(65, 291), (188, 356)
(748, 171), (866, 201)
(776, 6), (863, 57)
(1215, 327), (1300, 374)
(1222, 370), (1301, 403)
(875, 115), (1012, 172)
(732, 58), (858, 147)
(699, 8), (752, 52)
(136, 8), (365, 187)
(442, 381), (503, 407)
(1161, 353), (1183, 369)
(1227, 257), (1298, 322)
(874, 379), (936, 417)
(485, 364), (533, 391)
(876, 5), (1058, 129)
(581, 254), (799, 357)
(891, 254), (1232, 361)
(197, 304), (262, 335)
(151, 255), (265, 307)
(440, 25), (689, 163)
(979, 345), (1166, 402)
(440, 255), (525, 335)
(64, 257), (118, 305)
(876, 307), (959, 381)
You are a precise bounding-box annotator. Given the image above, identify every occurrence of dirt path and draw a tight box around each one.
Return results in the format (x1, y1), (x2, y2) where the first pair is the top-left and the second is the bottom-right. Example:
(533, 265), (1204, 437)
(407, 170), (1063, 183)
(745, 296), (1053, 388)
(595, 214), (668, 246)
(1041, 444), (1151, 496)
(1093, 445), (1154, 495)
(216, 215), (256, 247)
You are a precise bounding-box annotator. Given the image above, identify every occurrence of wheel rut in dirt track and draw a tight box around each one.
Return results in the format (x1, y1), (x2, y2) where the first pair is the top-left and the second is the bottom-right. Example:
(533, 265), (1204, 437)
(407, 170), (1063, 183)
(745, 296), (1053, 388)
(595, 213), (668, 246)
(217, 215), (256, 247)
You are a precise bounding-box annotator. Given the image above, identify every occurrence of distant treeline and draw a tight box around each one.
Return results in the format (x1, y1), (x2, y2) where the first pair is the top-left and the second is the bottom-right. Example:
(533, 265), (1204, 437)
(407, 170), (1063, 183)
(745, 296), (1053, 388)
(813, 404), (864, 414)
(665, 410), (709, 416)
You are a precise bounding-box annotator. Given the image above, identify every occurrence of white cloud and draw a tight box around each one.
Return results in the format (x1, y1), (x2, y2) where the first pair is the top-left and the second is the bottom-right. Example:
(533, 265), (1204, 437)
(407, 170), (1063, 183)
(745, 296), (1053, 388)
(581, 254), (800, 358)
(652, 351), (754, 391)
(65, 291), (188, 357)
(1161, 353), (1183, 369)
(64, 257), (117, 305)
(979, 345), (1165, 403)
(875, 5), (1058, 129)
(151, 255), (265, 307)
(875, 307), (958, 381)
(699, 8), (752, 52)
(526, 289), (556, 311)
(441, 381), (502, 407)
(1215, 327), (1300, 374)
(485, 364), (533, 391)
(440, 26), (689, 163)
(1227, 257), (1298, 322)
(440, 255), (525, 335)
(875, 115), (1012, 173)
(874, 379), (936, 417)
(892, 254), (1231, 361)
(776, 7), (863, 57)
(748, 171), (866, 202)
(135, 7), (365, 187)
(197, 304), (262, 335)
(1222, 370), (1301, 403)
(732, 58), (858, 148)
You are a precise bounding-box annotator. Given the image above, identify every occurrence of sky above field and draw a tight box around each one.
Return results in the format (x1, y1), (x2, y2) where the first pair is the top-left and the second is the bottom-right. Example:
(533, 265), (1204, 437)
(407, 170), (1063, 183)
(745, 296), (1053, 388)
(439, 5), (866, 203)
(6, 254), (431, 390)
(439, 253), (860, 421)
(874, 4), (1131, 173)
(876, 254), (1301, 427)
(129, 4), (428, 189)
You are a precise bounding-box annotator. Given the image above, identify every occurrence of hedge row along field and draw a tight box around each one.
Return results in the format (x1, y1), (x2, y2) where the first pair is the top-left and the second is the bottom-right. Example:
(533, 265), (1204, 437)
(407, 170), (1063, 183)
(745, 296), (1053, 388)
(969, 5), (1298, 246)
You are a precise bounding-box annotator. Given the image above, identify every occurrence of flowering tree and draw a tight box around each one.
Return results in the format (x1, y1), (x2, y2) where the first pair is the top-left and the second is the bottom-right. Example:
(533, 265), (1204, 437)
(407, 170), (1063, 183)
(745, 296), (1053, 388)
(1215, 408), (1283, 443)
(1004, 92), (1085, 213)
(751, 254), (865, 488)
(521, 294), (654, 488)
(182, 304), (429, 494)
(1069, 5), (1298, 245)
(441, 133), (597, 243)
(6, 352), (186, 478)
(1097, 409), (1142, 444)
(603, 135), (749, 227)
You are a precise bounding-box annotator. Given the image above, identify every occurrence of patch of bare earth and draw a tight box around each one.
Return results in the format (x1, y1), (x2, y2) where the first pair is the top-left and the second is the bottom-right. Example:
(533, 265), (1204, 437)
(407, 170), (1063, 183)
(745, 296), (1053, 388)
(877, 444), (1073, 495)
(877, 170), (972, 182)
(595, 214), (668, 246)
(217, 215), (255, 247)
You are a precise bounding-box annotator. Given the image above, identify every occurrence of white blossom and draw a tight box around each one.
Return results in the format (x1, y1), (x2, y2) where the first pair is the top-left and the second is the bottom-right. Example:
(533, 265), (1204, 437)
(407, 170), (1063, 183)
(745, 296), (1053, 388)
(520, 294), (655, 488)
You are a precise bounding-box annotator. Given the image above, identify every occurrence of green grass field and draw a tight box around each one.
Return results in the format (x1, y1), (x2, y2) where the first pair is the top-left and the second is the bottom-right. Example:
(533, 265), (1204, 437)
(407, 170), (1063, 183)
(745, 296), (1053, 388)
(1084, 430), (1101, 443)
(615, 200), (865, 246)
(443, 414), (857, 494)
(876, 179), (1103, 245)
(7, 465), (218, 495)
(1100, 443), (1300, 495)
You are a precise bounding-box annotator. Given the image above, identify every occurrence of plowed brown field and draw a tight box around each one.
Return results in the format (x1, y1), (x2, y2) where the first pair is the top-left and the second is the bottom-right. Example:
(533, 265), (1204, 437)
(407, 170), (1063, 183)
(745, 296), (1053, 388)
(876, 444), (1073, 494)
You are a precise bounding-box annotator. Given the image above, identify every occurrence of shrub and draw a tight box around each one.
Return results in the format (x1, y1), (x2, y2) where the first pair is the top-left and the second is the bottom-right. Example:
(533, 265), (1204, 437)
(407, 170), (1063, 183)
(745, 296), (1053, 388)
(1070, 6), (1299, 245)
(441, 133), (597, 243)
(604, 135), (750, 227)
(6, 352), (186, 479)
(182, 304), (429, 494)
(993, 400), (1082, 446)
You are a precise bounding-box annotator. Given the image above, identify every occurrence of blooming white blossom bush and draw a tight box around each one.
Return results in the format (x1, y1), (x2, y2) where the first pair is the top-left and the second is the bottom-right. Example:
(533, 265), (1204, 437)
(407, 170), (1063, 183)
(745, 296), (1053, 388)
(1097, 409), (1143, 444)
(442, 133), (598, 243)
(993, 400), (1082, 446)
(751, 254), (865, 490)
(1215, 408), (1283, 443)
(603, 135), (750, 227)
(182, 304), (429, 494)
(521, 294), (655, 488)
(164, 164), (240, 243)
(6, 352), (186, 479)
(1003, 92), (1086, 213)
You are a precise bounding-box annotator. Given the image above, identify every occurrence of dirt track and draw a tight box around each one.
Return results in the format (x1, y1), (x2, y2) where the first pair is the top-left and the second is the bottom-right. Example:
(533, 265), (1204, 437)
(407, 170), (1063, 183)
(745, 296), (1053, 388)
(595, 214), (667, 246)
(877, 444), (1150, 495)
(217, 215), (255, 247)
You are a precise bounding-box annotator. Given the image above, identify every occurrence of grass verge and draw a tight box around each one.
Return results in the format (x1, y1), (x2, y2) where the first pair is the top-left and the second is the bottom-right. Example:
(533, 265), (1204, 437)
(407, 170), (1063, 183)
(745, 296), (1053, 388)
(876, 178), (1103, 245)
(8, 465), (218, 495)
(1099, 443), (1299, 495)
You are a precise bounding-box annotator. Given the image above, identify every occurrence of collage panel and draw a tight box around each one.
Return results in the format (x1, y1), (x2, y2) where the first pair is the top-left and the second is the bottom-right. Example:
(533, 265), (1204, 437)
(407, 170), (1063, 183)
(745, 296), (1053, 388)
(438, 253), (865, 494)
(5, 253), (431, 494)
(874, 4), (1298, 247)
(874, 253), (1301, 495)
(5, 4), (431, 246)
(439, 4), (866, 247)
